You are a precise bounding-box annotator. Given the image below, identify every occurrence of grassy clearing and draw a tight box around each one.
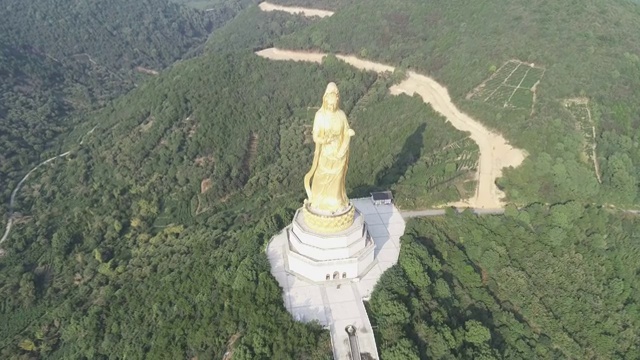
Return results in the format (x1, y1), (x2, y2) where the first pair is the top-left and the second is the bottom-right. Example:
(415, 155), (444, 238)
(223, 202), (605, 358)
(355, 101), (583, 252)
(563, 98), (601, 183)
(510, 88), (534, 109)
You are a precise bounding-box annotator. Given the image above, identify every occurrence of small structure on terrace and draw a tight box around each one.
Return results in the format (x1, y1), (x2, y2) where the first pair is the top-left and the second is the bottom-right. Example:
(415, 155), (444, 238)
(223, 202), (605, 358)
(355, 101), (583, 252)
(371, 191), (393, 206)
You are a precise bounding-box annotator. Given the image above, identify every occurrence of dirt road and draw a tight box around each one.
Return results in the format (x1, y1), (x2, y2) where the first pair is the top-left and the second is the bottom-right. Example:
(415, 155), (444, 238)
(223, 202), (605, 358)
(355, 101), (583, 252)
(258, 2), (334, 18)
(256, 48), (526, 208)
(1, 151), (71, 246)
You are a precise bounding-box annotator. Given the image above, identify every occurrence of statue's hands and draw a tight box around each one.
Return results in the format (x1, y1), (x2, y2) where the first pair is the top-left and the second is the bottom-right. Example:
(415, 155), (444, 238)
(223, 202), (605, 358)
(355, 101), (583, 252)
(315, 133), (336, 145)
(348, 129), (355, 136)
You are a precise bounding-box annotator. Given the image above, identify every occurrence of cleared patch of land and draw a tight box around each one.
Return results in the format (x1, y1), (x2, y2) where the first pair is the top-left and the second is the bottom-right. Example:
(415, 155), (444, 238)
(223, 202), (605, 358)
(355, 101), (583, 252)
(468, 60), (545, 113)
(258, 2), (334, 18)
(563, 98), (602, 183)
(256, 48), (526, 208)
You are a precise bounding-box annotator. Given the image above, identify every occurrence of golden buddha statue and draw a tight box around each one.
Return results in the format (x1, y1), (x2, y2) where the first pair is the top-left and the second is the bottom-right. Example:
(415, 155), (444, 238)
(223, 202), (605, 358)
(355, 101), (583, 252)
(302, 83), (356, 233)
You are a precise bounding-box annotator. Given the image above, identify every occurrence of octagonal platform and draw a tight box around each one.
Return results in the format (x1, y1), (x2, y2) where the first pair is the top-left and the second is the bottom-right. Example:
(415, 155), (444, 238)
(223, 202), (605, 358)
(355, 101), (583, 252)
(266, 197), (405, 360)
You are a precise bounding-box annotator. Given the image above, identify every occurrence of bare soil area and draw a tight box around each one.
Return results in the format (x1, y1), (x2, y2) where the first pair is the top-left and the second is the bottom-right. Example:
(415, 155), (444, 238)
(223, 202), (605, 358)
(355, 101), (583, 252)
(258, 2), (334, 18)
(256, 48), (526, 208)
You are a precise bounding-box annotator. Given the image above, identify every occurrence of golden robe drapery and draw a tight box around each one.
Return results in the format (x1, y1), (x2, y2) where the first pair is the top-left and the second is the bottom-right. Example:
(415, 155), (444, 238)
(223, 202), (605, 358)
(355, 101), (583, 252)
(304, 83), (354, 213)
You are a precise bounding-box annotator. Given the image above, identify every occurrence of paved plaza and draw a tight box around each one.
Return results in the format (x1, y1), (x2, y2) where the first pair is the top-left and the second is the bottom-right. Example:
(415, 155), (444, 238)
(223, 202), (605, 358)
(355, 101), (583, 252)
(266, 198), (405, 359)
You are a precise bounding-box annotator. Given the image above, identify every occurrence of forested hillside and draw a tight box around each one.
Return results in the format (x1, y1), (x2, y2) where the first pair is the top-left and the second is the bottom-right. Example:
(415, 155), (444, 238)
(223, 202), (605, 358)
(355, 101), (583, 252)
(0, 0), (253, 72)
(371, 208), (640, 359)
(2, 0), (640, 359)
(0, 43), (475, 356)
(0, 52), (346, 358)
(0, 0), (254, 213)
(278, 0), (640, 207)
(0, 43), (131, 212)
(205, 5), (313, 53)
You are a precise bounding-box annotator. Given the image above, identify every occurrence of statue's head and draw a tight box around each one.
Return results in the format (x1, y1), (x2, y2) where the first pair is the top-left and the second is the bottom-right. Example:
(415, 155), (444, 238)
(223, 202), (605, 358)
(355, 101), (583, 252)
(322, 82), (340, 112)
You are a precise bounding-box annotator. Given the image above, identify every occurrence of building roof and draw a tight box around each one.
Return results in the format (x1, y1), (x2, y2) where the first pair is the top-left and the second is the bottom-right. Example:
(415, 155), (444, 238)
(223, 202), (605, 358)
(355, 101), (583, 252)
(371, 191), (393, 201)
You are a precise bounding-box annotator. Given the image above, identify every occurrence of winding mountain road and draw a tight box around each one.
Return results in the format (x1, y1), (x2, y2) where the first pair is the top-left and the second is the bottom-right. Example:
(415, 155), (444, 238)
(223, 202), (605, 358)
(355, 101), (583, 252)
(401, 208), (505, 218)
(1, 125), (98, 250)
(256, 48), (526, 209)
(255, 4), (640, 219)
(258, 2), (334, 18)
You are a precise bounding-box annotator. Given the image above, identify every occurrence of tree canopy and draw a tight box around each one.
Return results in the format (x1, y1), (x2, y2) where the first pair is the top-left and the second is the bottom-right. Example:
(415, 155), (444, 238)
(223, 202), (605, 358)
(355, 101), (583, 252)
(2, 0), (640, 358)
(370, 207), (640, 359)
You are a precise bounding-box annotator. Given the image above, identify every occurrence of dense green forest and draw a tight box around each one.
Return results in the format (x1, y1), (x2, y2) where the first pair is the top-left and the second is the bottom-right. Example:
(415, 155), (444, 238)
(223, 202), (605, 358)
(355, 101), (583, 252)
(278, 0), (640, 207)
(205, 4), (313, 53)
(0, 0), (251, 72)
(370, 208), (640, 359)
(0, 45), (473, 357)
(3, 0), (640, 358)
(0, 52), (345, 358)
(0, 42), (131, 213)
(0, 0), (255, 213)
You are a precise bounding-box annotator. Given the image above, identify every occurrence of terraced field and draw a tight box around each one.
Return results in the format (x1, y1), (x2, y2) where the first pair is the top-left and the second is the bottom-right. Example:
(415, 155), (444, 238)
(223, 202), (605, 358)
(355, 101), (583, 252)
(468, 60), (545, 113)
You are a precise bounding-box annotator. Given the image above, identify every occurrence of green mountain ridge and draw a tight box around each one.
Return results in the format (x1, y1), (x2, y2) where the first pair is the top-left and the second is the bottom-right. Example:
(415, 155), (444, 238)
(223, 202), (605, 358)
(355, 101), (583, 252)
(0, 0), (255, 213)
(0, 0), (238, 72)
(2, 0), (640, 359)
(0, 44), (476, 357)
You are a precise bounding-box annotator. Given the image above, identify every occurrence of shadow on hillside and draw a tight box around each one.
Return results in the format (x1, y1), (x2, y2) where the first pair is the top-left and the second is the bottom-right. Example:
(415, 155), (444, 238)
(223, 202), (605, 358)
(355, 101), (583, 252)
(351, 123), (426, 197)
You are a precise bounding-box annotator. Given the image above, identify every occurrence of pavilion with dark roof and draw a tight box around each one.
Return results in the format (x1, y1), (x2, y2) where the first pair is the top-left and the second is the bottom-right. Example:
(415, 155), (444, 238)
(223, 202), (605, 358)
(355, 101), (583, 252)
(370, 191), (393, 205)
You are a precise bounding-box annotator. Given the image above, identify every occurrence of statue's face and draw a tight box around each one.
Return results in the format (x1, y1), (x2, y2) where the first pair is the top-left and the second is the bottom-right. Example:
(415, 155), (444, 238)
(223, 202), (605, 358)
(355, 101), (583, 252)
(325, 92), (339, 111)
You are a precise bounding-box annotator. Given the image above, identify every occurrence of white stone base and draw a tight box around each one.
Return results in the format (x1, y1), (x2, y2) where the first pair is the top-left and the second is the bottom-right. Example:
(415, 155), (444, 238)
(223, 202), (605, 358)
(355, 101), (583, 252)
(266, 198), (405, 360)
(286, 206), (375, 282)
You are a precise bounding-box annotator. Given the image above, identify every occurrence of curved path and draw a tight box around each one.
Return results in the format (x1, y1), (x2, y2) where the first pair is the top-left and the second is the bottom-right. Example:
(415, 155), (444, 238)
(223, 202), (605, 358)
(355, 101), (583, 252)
(401, 208), (505, 218)
(258, 2), (334, 18)
(1, 152), (71, 246)
(1, 125), (97, 250)
(256, 48), (526, 208)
